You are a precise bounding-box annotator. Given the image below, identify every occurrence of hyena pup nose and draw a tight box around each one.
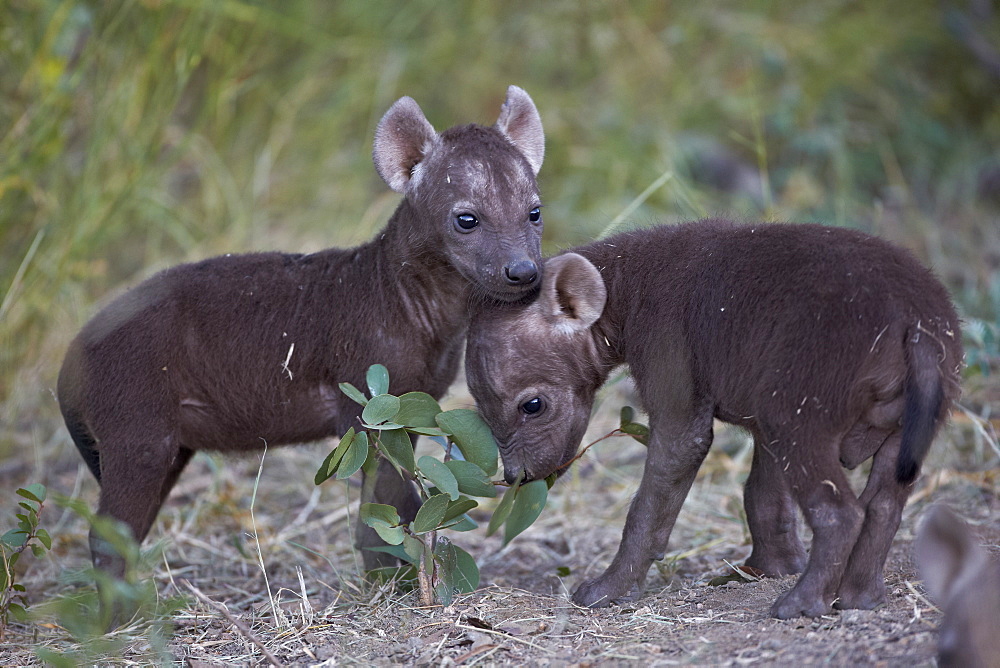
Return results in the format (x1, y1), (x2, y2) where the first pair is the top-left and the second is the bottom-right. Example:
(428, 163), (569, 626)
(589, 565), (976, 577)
(503, 260), (538, 285)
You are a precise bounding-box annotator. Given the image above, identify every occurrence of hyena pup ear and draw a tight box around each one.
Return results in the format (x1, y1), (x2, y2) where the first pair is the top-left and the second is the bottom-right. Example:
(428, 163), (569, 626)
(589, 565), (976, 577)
(495, 85), (544, 175)
(539, 253), (606, 335)
(373, 96), (439, 193)
(915, 505), (987, 606)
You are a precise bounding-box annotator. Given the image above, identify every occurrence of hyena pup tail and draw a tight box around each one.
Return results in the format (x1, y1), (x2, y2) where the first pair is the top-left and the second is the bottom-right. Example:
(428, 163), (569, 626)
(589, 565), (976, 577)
(896, 323), (947, 485)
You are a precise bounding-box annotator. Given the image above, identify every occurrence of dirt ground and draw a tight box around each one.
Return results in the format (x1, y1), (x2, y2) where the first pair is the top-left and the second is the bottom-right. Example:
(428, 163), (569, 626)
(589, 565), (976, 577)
(1, 381), (997, 666)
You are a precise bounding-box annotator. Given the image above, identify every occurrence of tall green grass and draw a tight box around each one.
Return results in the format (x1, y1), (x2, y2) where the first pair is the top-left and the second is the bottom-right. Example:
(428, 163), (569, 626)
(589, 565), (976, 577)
(2, 0), (998, 457)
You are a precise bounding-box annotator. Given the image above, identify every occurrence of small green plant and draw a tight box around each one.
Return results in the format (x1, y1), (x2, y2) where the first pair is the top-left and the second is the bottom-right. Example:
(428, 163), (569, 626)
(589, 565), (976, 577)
(32, 496), (183, 666)
(315, 364), (549, 605)
(0, 483), (51, 639)
(618, 405), (650, 445)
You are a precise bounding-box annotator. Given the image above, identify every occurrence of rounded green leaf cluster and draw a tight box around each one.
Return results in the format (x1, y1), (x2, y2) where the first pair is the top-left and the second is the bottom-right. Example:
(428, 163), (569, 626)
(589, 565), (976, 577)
(314, 365), (549, 605)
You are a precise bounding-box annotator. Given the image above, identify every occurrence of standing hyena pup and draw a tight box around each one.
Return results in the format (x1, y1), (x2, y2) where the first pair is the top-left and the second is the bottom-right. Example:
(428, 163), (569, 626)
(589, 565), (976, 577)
(58, 86), (546, 625)
(466, 219), (963, 619)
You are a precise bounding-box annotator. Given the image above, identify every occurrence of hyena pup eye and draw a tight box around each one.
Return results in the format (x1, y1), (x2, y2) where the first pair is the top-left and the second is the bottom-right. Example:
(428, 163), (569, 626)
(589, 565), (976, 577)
(455, 213), (479, 231)
(528, 207), (541, 223)
(521, 397), (544, 414)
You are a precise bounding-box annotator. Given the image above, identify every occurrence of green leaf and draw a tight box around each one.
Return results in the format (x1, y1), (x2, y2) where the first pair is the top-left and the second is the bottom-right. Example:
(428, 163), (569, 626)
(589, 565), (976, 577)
(18, 484), (46, 504)
(619, 406), (650, 445)
(339, 382), (369, 406)
(450, 545), (480, 593)
(366, 364), (390, 397)
(377, 428), (415, 473)
(364, 544), (417, 565)
(360, 509), (399, 543)
(336, 432), (370, 479)
(442, 497), (478, 524)
(18, 501), (39, 516)
(372, 523), (405, 545)
(434, 579), (454, 606)
(504, 480), (548, 545)
(418, 456), (459, 500)
(8, 602), (28, 622)
(0, 528), (27, 548)
(444, 460), (497, 498)
(35, 528), (51, 550)
(433, 540), (458, 605)
(435, 409), (499, 476)
(486, 479), (520, 537)
(620, 405), (636, 426)
(620, 420), (649, 439)
(441, 496), (479, 531)
(31, 544), (46, 558)
(412, 493), (451, 534)
(395, 392), (442, 428)
(444, 515), (478, 531)
(362, 394), (400, 425)
(403, 534), (424, 563)
(360, 503), (400, 527)
(434, 540), (479, 596)
(405, 426), (450, 437)
(314, 428), (356, 485)
(620, 424), (649, 436)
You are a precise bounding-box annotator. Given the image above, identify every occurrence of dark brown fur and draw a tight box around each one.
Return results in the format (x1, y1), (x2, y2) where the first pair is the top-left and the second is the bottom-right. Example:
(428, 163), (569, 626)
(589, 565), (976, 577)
(466, 219), (963, 619)
(916, 505), (1000, 668)
(58, 86), (546, 624)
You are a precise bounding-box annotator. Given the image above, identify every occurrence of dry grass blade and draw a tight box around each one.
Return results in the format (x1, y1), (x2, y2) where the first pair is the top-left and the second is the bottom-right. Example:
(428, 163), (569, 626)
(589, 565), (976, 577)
(181, 579), (280, 667)
(597, 169), (674, 240)
(453, 619), (555, 654)
(249, 443), (284, 630)
(0, 227), (44, 321)
(955, 403), (1000, 460)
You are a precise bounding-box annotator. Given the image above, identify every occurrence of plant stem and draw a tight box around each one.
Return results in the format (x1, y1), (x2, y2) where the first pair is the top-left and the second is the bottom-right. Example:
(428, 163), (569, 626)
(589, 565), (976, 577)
(418, 531), (435, 607)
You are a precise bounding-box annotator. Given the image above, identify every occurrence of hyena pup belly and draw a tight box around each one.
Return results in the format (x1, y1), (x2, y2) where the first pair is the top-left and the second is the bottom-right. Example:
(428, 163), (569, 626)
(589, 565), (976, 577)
(466, 219), (962, 619)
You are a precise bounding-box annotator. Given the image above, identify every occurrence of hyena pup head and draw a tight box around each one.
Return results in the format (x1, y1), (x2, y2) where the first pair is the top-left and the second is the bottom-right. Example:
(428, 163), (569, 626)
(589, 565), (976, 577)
(373, 85), (546, 300)
(467, 253), (609, 483)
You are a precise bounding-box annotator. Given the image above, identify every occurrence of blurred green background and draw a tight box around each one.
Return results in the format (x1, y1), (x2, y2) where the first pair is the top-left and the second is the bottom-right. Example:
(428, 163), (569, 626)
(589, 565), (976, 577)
(2, 0), (998, 463)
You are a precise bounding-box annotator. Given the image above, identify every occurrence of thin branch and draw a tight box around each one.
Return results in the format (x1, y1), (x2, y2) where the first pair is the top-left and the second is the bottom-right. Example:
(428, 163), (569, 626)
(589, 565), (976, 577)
(491, 427), (631, 487)
(558, 427), (629, 469)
